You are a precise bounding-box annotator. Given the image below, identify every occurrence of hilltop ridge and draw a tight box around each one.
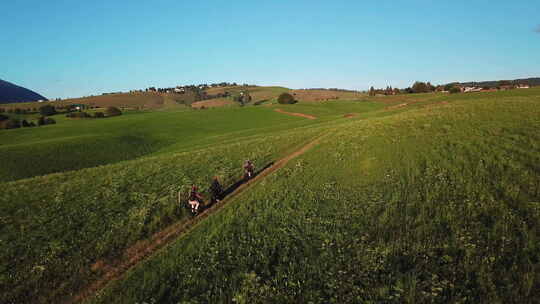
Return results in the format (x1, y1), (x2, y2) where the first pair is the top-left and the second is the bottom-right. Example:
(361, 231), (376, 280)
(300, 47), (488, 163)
(0, 79), (47, 103)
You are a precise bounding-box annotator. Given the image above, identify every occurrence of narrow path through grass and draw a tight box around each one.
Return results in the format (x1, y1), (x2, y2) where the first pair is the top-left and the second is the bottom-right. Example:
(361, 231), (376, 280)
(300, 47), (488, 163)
(274, 108), (317, 119)
(70, 133), (328, 304)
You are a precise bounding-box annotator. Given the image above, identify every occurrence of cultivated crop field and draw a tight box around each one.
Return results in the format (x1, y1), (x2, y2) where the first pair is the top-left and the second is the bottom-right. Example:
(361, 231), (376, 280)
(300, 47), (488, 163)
(1, 88), (539, 303)
(291, 89), (366, 102)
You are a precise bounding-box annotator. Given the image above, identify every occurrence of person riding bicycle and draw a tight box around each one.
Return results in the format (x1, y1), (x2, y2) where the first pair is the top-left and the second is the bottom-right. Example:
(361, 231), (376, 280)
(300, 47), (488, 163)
(209, 176), (223, 205)
(188, 185), (203, 214)
(243, 159), (255, 179)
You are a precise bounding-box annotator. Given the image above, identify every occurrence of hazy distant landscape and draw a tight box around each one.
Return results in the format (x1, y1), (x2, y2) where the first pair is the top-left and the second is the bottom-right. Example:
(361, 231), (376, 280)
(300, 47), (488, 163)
(1, 1), (540, 303)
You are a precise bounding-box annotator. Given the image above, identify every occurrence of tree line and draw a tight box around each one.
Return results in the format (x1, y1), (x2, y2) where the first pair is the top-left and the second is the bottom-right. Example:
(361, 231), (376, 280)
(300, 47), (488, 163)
(0, 104), (61, 129)
(0, 104), (122, 130)
(145, 82), (254, 102)
(368, 82), (443, 96)
(368, 79), (536, 96)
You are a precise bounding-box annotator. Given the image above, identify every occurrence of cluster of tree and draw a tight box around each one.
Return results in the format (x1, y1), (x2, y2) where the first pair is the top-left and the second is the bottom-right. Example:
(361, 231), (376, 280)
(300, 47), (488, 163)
(233, 92), (252, 106)
(0, 114), (55, 130)
(456, 78), (540, 89)
(66, 112), (102, 118)
(0, 104), (120, 130)
(0, 115), (31, 129)
(368, 78), (539, 97)
(199, 91), (231, 100)
(410, 81), (436, 93)
(37, 116), (56, 126)
(212, 82), (234, 87)
(277, 93), (297, 104)
(368, 86), (401, 96)
(368, 81), (462, 96)
(66, 107), (121, 118)
(105, 106), (122, 117)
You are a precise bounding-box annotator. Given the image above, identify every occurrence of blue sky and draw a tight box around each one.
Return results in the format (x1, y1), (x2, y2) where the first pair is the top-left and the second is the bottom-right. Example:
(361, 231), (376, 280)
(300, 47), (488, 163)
(1, 0), (539, 99)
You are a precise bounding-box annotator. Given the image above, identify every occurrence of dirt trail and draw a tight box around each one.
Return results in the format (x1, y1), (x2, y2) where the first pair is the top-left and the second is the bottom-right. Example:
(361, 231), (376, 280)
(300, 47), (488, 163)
(69, 134), (326, 304)
(385, 103), (408, 110)
(275, 108), (317, 119)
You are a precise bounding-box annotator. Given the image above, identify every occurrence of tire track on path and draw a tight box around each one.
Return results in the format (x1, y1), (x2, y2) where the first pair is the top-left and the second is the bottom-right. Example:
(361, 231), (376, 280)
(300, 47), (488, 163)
(70, 133), (327, 304)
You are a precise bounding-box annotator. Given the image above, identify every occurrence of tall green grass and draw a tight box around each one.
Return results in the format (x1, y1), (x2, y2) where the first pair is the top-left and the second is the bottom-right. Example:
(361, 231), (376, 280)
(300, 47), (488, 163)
(0, 107), (320, 182)
(92, 93), (540, 303)
(0, 128), (323, 304)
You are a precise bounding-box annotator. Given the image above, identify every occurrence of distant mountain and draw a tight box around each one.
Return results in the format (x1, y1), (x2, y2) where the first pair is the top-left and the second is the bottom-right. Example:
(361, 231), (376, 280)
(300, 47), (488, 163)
(449, 77), (540, 88)
(0, 79), (47, 104)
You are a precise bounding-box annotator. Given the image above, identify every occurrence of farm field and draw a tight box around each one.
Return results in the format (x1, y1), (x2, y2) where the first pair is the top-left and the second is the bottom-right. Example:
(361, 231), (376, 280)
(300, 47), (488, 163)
(291, 89), (366, 102)
(1, 88), (540, 303)
(92, 89), (540, 303)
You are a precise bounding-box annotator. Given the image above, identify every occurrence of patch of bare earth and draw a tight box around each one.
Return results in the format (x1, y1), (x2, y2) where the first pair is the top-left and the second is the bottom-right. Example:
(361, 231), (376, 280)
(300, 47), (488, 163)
(64, 92), (166, 109)
(67, 135), (327, 304)
(191, 98), (236, 108)
(291, 89), (365, 102)
(343, 113), (357, 118)
(385, 103), (408, 110)
(274, 108), (317, 120)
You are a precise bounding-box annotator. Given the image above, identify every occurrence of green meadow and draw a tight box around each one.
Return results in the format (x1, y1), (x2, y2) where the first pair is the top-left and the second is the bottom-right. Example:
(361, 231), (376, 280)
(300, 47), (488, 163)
(1, 88), (539, 303)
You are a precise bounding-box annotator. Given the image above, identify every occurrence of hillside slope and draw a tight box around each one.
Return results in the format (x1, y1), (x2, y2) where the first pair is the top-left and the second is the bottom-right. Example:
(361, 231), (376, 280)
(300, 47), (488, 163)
(0, 79), (47, 103)
(93, 88), (540, 304)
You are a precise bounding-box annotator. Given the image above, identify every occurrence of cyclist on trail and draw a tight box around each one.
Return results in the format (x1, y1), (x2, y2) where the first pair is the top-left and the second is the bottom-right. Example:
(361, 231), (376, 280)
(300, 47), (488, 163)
(243, 159), (255, 180)
(188, 185), (204, 214)
(209, 176), (223, 205)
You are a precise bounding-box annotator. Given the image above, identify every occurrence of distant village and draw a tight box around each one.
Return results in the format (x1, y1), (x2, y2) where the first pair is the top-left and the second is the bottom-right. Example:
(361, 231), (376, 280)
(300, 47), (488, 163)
(368, 80), (533, 96)
(449, 82), (530, 93)
(139, 82), (247, 94)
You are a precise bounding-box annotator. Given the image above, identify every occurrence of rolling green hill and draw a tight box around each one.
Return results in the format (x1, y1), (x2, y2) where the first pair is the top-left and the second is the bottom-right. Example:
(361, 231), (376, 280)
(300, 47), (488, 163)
(1, 88), (539, 303)
(92, 88), (540, 304)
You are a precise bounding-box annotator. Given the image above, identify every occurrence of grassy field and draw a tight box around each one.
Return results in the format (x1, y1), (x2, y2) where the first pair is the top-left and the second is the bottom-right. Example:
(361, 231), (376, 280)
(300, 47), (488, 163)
(0, 107), (324, 182)
(90, 89), (540, 303)
(1, 88), (539, 303)
(0, 97), (391, 183)
(0, 126), (329, 304)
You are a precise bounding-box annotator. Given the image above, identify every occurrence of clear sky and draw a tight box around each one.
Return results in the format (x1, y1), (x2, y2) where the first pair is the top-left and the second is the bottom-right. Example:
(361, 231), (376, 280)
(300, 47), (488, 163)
(1, 0), (539, 99)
